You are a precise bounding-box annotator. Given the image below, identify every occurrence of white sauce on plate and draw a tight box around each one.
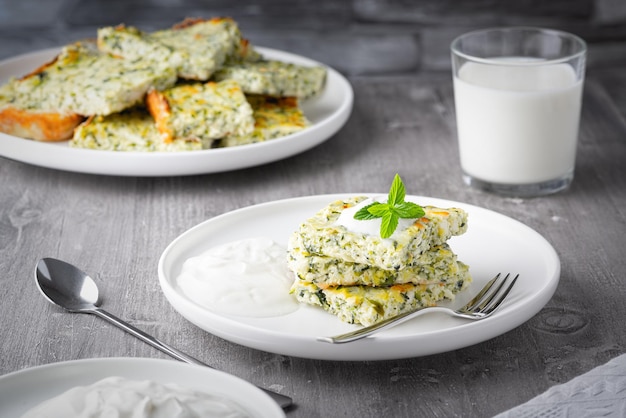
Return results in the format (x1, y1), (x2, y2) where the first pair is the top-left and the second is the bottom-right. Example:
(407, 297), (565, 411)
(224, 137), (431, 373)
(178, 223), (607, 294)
(20, 376), (250, 418)
(335, 196), (420, 239)
(176, 237), (299, 317)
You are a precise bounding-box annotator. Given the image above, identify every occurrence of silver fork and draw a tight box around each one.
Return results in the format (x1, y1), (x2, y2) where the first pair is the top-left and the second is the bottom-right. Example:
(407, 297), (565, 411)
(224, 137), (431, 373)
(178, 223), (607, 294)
(317, 272), (519, 344)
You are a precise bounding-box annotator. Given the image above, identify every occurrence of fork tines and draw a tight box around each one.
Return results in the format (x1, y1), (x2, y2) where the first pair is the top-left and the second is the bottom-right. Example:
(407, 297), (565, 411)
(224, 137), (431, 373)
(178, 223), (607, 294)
(470, 272), (519, 315)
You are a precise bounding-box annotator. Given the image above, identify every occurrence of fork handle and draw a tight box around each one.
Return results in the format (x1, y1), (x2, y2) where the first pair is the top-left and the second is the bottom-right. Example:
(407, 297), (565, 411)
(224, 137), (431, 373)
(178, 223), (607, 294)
(317, 306), (448, 344)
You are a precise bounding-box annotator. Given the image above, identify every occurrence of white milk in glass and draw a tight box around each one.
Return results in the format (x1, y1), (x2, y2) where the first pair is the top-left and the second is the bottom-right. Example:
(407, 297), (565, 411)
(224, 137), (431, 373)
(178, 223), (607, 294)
(454, 59), (583, 184)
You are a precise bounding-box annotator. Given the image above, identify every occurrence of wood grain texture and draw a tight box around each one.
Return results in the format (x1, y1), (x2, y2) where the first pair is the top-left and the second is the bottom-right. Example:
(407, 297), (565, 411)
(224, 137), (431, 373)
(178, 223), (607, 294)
(1, 2), (626, 417)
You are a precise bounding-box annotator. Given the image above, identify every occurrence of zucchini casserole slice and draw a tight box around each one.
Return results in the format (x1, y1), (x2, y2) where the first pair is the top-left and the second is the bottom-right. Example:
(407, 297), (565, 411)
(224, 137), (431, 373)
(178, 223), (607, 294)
(98, 17), (242, 81)
(32, 40), (176, 116)
(0, 78), (83, 141)
(291, 268), (471, 327)
(221, 95), (310, 147)
(146, 79), (254, 143)
(97, 25), (183, 77)
(290, 196), (468, 271)
(70, 108), (211, 151)
(213, 59), (327, 99)
(0, 40), (177, 140)
(288, 243), (465, 287)
(152, 17), (242, 80)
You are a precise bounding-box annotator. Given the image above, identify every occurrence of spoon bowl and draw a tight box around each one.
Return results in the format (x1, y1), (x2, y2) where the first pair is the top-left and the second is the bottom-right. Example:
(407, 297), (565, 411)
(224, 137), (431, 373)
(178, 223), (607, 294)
(36, 258), (100, 311)
(34, 257), (292, 409)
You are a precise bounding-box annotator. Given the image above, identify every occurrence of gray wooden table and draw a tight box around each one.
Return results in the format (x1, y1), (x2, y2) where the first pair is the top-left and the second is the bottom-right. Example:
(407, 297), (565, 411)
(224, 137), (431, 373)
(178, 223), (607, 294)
(1, 6), (626, 418)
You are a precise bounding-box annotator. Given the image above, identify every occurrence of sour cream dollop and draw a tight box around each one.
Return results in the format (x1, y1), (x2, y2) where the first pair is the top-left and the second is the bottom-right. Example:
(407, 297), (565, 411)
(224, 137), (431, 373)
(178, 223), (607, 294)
(335, 196), (420, 239)
(21, 376), (250, 418)
(176, 237), (299, 317)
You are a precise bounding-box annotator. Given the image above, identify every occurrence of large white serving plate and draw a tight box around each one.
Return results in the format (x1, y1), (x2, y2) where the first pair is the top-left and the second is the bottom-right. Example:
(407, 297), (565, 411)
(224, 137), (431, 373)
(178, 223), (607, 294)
(0, 47), (353, 176)
(158, 194), (560, 361)
(0, 357), (285, 417)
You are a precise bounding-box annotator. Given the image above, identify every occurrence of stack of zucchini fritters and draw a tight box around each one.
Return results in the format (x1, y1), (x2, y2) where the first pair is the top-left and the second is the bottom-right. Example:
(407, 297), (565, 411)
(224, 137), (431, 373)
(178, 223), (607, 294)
(288, 196), (472, 326)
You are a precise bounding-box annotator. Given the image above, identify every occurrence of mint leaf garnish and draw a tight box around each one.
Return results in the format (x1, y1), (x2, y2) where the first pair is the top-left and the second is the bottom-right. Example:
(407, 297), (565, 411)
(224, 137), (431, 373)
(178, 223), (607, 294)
(394, 201), (424, 218)
(381, 211), (398, 239)
(387, 173), (406, 206)
(367, 204), (390, 217)
(354, 203), (381, 220)
(353, 174), (425, 238)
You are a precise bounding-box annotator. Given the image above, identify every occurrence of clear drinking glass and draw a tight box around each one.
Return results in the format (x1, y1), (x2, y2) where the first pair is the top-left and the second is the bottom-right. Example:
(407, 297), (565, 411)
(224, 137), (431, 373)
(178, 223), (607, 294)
(451, 27), (587, 197)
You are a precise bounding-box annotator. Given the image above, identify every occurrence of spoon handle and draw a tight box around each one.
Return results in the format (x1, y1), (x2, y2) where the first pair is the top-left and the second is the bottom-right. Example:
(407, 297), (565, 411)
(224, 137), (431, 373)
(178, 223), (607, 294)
(91, 307), (292, 409)
(92, 307), (206, 365)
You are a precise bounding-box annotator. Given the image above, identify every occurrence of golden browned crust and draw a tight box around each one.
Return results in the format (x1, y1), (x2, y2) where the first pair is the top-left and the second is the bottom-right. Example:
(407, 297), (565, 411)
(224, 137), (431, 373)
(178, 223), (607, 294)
(18, 56), (59, 81)
(171, 16), (233, 30)
(0, 50), (85, 141)
(145, 88), (173, 143)
(0, 107), (84, 141)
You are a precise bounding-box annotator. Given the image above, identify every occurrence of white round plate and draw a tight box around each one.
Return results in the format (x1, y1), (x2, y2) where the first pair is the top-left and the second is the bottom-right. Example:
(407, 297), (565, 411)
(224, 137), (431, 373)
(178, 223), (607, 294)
(0, 357), (285, 417)
(158, 194), (560, 361)
(0, 47), (353, 176)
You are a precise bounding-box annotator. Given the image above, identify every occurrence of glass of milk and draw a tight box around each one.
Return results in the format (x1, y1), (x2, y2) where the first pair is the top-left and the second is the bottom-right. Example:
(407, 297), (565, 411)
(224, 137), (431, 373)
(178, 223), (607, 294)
(451, 27), (586, 197)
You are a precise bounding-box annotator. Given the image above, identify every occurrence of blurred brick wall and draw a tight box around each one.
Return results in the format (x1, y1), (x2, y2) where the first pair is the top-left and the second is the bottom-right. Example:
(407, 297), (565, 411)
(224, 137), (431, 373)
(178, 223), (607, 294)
(0, 0), (625, 75)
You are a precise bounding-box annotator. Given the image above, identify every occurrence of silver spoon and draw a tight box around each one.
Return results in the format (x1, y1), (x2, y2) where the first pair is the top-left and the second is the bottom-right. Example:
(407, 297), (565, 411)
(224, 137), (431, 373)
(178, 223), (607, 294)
(35, 257), (292, 409)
